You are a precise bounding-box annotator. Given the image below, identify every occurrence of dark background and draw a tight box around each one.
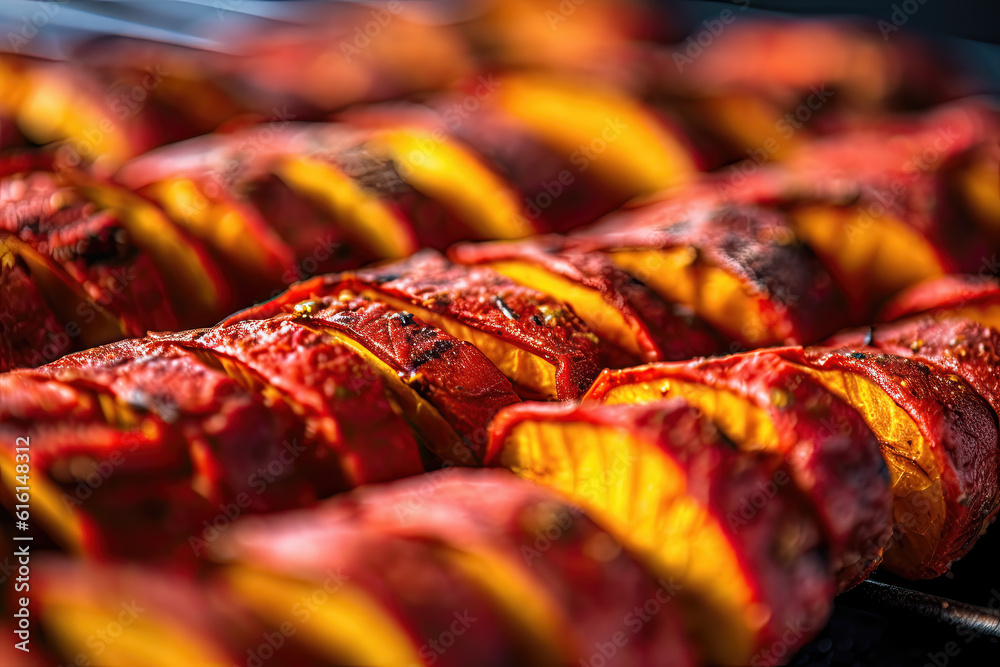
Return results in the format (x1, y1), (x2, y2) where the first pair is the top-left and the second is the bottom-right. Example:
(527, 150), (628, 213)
(681, 0), (1000, 44)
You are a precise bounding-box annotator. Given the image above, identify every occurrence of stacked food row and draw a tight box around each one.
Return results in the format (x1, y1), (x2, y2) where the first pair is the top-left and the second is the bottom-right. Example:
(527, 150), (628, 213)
(3, 6), (1000, 667)
(3, 7), (998, 371)
(5, 222), (1000, 665)
(0, 75), (704, 371)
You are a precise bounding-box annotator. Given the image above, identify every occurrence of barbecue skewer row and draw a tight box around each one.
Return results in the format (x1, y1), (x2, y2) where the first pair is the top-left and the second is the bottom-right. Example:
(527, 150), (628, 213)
(4, 118), (999, 516)
(1, 7), (996, 360)
(3, 60), (998, 372)
(18, 436), (998, 667)
(4, 171), (1000, 557)
(0, 11), (981, 172)
(0, 4), (476, 169)
(487, 320), (1000, 664)
(4, 243), (1000, 666)
(0, 0), (689, 170)
(707, 99), (1000, 317)
(12, 299), (997, 666)
(22, 470), (700, 667)
(640, 18), (984, 169)
(5, 241), (666, 561)
(3, 28), (998, 372)
(449, 95), (1000, 355)
(1, 245), (675, 561)
(0, 71), (702, 372)
(5, 95), (996, 376)
(0, 274), (534, 559)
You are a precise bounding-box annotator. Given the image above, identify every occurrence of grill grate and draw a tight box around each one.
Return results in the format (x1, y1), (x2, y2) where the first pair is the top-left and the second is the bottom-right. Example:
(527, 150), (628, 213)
(795, 526), (1000, 664)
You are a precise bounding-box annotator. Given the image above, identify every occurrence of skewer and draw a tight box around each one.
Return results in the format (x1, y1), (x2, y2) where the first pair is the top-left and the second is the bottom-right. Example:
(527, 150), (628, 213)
(840, 580), (1000, 640)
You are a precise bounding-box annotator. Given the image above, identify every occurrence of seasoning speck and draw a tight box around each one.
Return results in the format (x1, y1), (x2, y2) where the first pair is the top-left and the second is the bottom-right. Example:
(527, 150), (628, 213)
(293, 300), (321, 316)
(769, 387), (791, 409)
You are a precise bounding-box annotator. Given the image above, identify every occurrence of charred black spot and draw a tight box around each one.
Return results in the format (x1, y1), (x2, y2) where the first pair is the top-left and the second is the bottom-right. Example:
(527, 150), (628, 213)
(371, 273), (400, 284)
(658, 218), (692, 236)
(531, 314), (543, 326)
(431, 293), (453, 307)
(397, 311), (415, 326)
(848, 351), (868, 360)
(123, 389), (153, 415)
(329, 310), (352, 325)
(335, 147), (412, 195)
(54, 220), (135, 268)
(410, 338), (455, 369)
(494, 295), (520, 321)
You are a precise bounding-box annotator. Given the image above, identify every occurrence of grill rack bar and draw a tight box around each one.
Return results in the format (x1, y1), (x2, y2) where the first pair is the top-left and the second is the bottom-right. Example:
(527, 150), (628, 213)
(841, 580), (1000, 640)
